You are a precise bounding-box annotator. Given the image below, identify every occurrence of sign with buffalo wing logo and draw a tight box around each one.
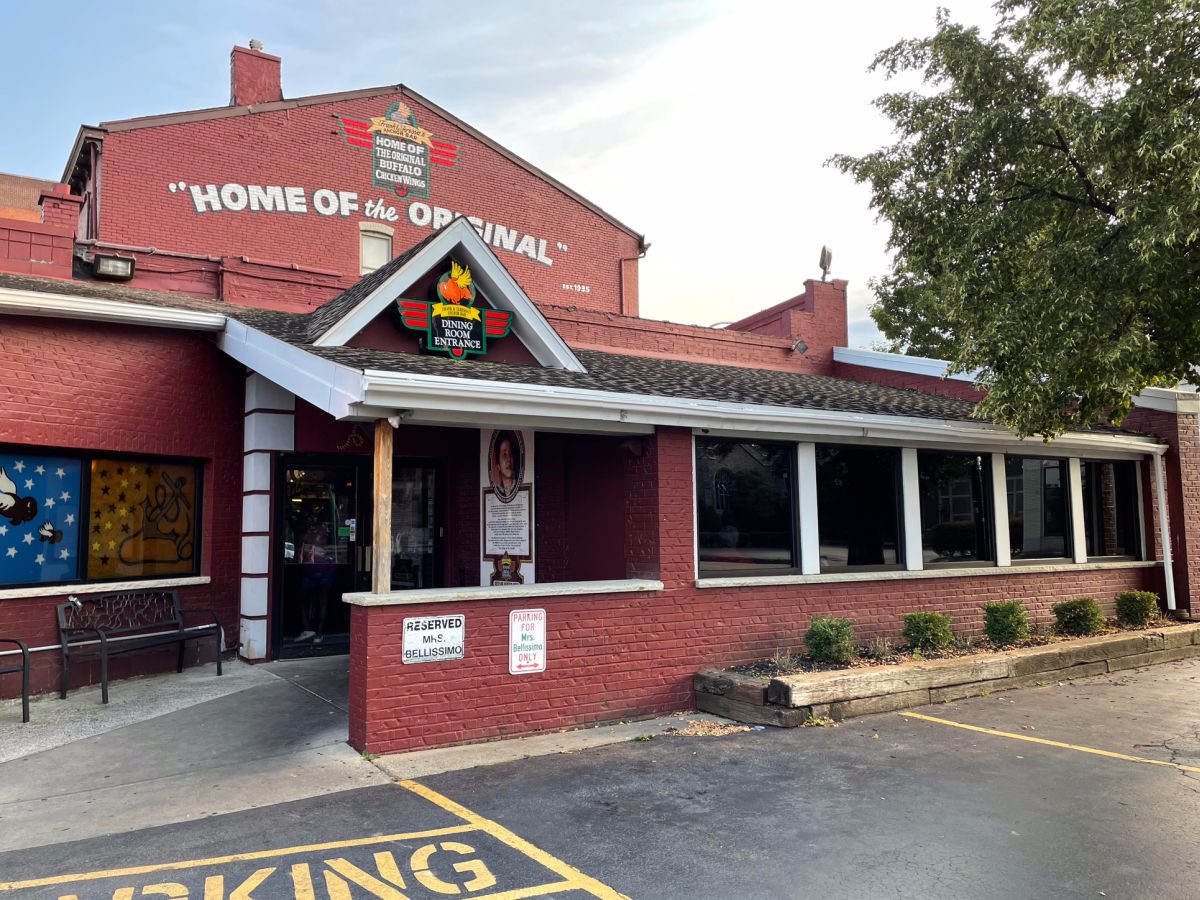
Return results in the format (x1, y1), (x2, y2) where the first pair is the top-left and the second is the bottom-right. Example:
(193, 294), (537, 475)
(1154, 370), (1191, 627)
(397, 261), (512, 360)
(338, 100), (459, 199)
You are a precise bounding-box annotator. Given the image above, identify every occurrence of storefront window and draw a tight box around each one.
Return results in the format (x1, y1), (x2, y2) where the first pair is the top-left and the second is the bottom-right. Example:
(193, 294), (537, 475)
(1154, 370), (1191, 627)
(87, 459), (201, 580)
(815, 444), (903, 571)
(1081, 460), (1140, 559)
(917, 451), (995, 566)
(695, 439), (796, 576)
(0, 452), (84, 586)
(1006, 456), (1070, 560)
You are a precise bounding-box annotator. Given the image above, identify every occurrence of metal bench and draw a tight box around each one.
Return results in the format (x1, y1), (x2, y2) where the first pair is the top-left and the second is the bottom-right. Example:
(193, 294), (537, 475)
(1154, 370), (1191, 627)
(0, 638), (29, 723)
(57, 590), (222, 704)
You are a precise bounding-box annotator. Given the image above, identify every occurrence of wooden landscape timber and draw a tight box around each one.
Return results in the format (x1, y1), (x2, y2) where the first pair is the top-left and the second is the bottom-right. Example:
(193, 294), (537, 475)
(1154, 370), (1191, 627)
(695, 623), (1200, 727)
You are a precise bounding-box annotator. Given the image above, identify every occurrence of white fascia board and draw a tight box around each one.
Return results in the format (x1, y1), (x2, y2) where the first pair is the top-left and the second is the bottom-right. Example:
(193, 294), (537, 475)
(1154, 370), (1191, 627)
(311, 217), (583, 373)
(833, 346), (981, 383)
(1133, 386), (1200, 415)
(218, 320), (363, 419)
(360, 368), (1165, 457)
(0, 286), (226, 331)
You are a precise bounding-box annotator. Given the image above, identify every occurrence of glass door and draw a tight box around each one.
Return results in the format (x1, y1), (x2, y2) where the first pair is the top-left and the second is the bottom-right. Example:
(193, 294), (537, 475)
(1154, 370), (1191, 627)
(278, 463), (365, 657)
(391, 464), (440, 590)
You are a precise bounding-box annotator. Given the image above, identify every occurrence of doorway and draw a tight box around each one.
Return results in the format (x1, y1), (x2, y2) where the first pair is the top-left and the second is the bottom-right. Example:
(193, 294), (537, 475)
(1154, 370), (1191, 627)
(274, 456), (443, 659)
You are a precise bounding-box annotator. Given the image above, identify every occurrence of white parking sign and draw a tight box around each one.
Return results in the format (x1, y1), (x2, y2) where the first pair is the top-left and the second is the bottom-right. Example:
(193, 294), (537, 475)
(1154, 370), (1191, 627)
(509, 608), (546, 674)
(402, 615), (466, 664)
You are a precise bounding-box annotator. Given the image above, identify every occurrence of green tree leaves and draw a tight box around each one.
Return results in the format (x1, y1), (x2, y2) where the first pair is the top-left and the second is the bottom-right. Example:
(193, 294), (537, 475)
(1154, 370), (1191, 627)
(832, 1), (1200, 438)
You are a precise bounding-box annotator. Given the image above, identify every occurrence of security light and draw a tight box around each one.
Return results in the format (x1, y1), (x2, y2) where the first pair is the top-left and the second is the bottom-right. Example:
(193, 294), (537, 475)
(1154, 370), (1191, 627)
(94, 254), (135, 280)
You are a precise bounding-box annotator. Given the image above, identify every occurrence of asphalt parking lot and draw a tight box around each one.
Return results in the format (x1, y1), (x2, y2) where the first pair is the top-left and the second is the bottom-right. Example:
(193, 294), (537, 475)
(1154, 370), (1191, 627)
(2, 657), (1198, 900)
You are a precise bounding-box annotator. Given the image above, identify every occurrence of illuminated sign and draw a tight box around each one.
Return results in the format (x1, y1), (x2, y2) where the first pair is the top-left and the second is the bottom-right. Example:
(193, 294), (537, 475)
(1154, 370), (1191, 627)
(397, 262), (511, 360)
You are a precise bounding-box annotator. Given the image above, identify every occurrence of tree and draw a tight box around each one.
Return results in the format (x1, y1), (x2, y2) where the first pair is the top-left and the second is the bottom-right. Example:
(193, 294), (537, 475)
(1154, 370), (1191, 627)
(832, 1), (1200, 438)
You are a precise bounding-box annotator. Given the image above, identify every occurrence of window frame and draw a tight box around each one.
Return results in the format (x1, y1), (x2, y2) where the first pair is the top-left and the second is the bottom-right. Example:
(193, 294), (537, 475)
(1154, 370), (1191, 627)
(813, 443), (905, 573)
(1079, 457), (1142, 561)
(359, 222), (394, 275)
(694, 437), (801, 578)
(916, 449), (997, 569)
(0, 444), (204, 590)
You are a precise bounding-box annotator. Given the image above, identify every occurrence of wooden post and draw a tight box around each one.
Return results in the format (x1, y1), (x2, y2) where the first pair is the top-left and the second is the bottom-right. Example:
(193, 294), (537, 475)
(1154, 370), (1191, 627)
(372, 418), (394, 594)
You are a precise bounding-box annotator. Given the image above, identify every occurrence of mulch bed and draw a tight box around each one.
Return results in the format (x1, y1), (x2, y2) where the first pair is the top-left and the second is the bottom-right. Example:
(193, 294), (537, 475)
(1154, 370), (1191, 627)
(729, 618), (1194, 679)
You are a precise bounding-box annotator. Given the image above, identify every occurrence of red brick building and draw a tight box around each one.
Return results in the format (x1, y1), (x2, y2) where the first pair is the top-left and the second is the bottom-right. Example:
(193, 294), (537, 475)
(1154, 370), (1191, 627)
(0, 45), (1189, 751)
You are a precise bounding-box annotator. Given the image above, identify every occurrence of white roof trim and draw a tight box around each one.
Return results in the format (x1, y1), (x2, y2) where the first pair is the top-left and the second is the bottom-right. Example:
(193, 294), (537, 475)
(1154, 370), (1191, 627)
(0, 286), (226, 331)
(833, 346), (981, 383)
(311, 217), (584, 373)
(218, 319), (364, 419)
(835, 346), (1200, 417)
(357, 368), (1163, 458)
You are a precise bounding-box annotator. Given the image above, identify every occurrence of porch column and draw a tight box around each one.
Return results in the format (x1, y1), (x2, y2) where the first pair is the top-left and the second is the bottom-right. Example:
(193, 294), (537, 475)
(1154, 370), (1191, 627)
(241, 374), (294, 660)
(372, 418), (394, 594)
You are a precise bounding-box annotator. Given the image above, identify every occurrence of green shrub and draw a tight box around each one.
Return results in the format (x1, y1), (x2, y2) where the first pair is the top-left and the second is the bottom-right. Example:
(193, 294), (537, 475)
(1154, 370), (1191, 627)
(1052, 597), (1105, 636)
(805, 615), (855, 664)
(983, 600), (1030, 645)
(902, 612), (954, 654)
(1115, 591), (1160, 627)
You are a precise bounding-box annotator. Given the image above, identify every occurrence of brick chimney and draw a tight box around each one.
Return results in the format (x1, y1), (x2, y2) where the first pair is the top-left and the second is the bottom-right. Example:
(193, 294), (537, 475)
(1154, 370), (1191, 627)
(230, 43), (282, 107)
(39, 183), (84, 233)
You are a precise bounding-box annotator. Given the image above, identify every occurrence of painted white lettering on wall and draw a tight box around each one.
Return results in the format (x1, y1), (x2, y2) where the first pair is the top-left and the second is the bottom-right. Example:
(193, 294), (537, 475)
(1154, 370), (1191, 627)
(165, 181), (564, 269)
(407, 202), (554, 268)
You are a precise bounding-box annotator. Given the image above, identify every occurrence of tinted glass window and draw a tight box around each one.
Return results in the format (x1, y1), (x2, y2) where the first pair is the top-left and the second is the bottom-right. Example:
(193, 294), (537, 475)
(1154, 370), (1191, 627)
(1081, 460), (1140, 558)
(917, 451), (994, 565)
(1006, 456), (1070, 560)
(695, 440), (796, 576)
(815, 445), (903, 571)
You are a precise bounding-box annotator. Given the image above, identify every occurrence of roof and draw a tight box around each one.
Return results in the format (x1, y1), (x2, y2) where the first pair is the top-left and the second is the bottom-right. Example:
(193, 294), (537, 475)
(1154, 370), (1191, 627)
(0, 270), (1146, 441)
(66, 84), (644, 245)
(305, 227), (443, 341)
(0, 271), (980, 424)
(0, 172), (55, 217)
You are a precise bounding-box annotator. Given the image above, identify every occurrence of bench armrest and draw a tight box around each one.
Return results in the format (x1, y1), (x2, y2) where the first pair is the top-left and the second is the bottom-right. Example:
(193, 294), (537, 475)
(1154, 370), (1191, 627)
(60, 626), (109, 648)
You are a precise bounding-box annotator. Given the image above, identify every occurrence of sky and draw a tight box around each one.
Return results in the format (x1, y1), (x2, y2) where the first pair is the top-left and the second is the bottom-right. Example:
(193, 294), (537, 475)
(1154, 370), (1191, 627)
(0, 0), (1003, 346)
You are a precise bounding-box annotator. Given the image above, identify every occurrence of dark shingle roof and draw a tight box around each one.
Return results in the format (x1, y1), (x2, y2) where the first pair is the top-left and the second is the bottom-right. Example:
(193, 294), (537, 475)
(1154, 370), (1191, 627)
(304, 228), (443, 340)
(0, 271), (1140, 436)
(306, 343), (981, 421)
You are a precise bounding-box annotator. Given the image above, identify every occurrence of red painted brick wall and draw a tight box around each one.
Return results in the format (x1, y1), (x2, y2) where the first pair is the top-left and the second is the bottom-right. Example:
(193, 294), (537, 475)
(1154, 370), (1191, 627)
(349, 426), (1167, 753)
(0, 317), (244, 698)
(96, 90), (643, 315)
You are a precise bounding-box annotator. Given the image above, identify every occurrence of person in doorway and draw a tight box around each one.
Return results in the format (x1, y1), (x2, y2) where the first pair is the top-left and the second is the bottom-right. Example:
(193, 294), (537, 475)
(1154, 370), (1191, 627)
(489, 430), (522, 502)
(298, 513), (334, 643)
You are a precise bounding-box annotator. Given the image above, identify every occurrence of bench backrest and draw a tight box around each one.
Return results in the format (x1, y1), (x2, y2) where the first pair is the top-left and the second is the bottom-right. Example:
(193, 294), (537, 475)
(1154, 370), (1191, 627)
(57, 590), (182, 638)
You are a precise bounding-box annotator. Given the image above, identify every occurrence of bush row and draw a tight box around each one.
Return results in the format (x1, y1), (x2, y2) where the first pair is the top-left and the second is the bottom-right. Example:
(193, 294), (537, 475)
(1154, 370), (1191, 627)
(802, 591), (1161, 663)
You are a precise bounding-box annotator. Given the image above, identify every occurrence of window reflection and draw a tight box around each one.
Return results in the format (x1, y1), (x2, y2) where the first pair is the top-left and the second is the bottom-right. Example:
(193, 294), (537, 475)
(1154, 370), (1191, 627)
(1006, 456), (1070, 560)
(815, 445), (903, 571)
(917, 451), (994, 566)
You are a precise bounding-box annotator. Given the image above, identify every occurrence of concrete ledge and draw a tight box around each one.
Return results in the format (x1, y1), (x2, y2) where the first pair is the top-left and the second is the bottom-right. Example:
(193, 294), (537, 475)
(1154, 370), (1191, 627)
(343, 578), (664, 607)
(700, 623), (1200, 726)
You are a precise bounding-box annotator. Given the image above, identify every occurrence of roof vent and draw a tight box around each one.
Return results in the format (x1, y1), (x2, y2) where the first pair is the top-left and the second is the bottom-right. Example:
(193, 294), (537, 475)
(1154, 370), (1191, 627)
(249, 38), (263, 51)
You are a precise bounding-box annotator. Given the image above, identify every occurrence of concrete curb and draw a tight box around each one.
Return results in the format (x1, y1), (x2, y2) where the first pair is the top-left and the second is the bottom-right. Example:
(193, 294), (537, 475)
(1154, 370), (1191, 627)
(696, 622), (1200, 725)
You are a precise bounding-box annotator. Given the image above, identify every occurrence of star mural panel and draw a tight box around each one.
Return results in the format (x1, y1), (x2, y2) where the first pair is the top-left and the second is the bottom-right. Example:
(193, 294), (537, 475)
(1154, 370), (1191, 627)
(0, 454), (82, 586)
(87, 459), (199, 579)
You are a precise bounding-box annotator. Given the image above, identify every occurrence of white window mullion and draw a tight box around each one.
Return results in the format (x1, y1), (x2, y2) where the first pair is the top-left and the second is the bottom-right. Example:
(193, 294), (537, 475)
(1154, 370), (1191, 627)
(990, 453), (1012, 566)
(901, 447), (924, 571)
(1068, 457), (1088, 563)
(797, 443), (820, 575)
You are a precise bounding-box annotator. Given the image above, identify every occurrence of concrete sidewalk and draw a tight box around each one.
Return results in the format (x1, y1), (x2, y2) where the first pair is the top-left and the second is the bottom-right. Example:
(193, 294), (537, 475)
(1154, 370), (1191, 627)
(0, 656), (388, 853)
(0, 656), (724, 854)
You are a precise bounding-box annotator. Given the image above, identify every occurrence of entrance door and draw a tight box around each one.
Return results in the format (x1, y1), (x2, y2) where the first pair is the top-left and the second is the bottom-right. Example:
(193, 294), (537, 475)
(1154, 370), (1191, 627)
(390, 464), (441, 590)
(277, 461), (368, 658)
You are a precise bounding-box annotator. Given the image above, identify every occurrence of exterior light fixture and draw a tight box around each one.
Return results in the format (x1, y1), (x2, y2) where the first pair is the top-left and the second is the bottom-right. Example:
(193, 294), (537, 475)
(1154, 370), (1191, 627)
(93, 254), (136, 281)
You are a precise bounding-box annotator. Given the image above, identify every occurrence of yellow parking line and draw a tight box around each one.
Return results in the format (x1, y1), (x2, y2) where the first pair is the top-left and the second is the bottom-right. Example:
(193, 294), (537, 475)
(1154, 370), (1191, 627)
(901, 711), (1200, 774)
(0, 824), (477, 891)
(399, 780), (631, 900)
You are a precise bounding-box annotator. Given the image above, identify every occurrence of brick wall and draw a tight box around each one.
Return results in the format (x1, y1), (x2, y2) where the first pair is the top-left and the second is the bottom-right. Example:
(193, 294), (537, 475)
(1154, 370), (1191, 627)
(0, 317), (244, 697)
(349, 425), (1166, 753)
(96, 90), (643, 315)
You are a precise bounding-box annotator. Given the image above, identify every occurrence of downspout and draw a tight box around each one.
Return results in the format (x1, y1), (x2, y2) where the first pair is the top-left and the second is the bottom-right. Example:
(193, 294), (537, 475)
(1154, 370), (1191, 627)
(617, 240), (650, 317)
(1153, 451), (1177, 611)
